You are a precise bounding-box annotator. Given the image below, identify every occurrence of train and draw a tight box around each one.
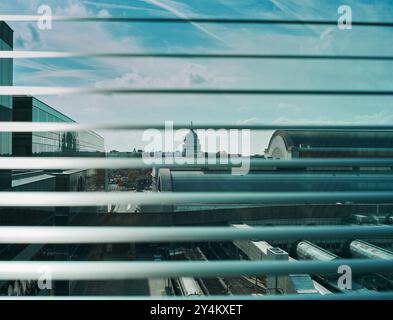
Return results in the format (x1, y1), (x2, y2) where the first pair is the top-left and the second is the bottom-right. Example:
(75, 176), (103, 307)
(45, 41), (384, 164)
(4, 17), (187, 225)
(295, 240), (371, 293)
(348, 240), (393, 260)
(296, 240), (338, 261)
(347, 240), (393, 290)
(178, 277), (204, 296)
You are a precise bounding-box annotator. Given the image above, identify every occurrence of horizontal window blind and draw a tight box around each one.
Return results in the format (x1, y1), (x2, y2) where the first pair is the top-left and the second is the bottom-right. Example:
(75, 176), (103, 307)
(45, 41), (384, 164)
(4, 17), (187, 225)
(1, 11), (393, 300)
(0, 225), (392, 243)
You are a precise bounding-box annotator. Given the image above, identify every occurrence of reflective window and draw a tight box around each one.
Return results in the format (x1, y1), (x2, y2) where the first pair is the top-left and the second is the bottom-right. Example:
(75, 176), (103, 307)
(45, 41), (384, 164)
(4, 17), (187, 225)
(0, 36), (13, 156)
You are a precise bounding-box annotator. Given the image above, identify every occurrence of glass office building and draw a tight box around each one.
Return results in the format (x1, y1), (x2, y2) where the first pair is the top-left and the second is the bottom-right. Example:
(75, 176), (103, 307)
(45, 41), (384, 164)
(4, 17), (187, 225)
(0, 22), (13, 189)
(13, 96), (105, 156)
(0, 22), (13, 155)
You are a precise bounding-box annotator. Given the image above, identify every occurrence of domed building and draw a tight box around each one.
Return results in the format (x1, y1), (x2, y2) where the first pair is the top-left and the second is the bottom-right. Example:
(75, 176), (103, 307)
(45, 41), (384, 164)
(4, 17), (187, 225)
(182, 124), (202, 159)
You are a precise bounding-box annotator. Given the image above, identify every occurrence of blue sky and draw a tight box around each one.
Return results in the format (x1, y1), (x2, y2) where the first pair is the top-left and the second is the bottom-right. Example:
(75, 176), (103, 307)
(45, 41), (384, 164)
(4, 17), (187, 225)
(1, 0), (393, 153)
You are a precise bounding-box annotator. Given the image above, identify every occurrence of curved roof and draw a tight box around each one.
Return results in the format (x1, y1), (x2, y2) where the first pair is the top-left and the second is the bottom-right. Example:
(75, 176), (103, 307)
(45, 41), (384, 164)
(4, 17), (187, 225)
(267, 130), (393, 151)
(157, 170), (393, 192)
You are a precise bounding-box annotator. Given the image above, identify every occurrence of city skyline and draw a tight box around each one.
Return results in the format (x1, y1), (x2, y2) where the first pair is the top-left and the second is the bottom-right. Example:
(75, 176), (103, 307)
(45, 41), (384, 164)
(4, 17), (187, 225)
(1, 0), (393, 152)
(1, 0), (393, 305)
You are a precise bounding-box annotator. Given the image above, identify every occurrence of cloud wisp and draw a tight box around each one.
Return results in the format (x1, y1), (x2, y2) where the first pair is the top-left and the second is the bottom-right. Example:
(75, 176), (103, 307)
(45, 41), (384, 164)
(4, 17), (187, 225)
(139, 0), (225, 43)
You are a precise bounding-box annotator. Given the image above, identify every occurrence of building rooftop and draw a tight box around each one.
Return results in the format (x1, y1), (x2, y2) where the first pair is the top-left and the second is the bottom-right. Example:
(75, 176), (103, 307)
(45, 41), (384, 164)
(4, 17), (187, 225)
(0, 21), (13, 48)
(265, 130), (393, 159)
(12, 173), (55, 188)
(13, 95), (105, 141)
(268, 130), (393, 150)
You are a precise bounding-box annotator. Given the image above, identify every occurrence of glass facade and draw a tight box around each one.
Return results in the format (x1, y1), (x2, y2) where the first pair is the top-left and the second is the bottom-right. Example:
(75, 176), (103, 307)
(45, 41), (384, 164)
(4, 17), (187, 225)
(0, 22), (13, 157)
(13, 97), (105, 156)
(0, 22), (13, 190)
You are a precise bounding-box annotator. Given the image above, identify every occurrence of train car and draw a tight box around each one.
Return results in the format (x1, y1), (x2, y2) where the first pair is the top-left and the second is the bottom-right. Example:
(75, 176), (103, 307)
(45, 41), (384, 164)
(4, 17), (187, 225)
(347, 240), (393, 290)
(296, 241), (338, 261)
(349, 240), (393, 260)
(296, 241), (374, 293)
(178, 277), (204, 296)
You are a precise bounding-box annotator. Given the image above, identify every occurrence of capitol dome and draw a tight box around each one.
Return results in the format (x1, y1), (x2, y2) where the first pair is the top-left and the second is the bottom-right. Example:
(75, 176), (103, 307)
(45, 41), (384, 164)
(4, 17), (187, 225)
(183, 127), (202, 158)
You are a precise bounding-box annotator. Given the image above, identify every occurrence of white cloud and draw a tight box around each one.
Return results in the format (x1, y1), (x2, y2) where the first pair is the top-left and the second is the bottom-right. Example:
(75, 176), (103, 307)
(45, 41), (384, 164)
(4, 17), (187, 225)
(353, 111), (393, 124)
(97, 9), (111, 18)
(83, 0), (167, 15)
(237, 117), (259, 125)
(3, 0), (393, 153)
(138, 0), (225, 43)
(94, 61), (234, 88)
(271, 110), (393, 126)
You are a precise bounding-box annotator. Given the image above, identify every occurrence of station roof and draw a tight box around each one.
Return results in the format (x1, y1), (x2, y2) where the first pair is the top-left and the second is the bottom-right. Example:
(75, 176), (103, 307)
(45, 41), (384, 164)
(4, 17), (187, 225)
(158, 169), (393, 192)
(268, 130), (393, 151)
